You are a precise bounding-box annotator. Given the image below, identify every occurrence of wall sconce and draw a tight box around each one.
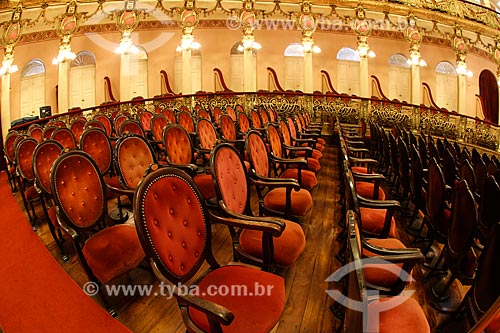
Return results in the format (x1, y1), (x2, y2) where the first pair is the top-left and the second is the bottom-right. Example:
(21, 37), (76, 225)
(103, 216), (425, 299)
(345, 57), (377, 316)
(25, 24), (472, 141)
(237, 40), (261, 52)
(301, 41), (321, 54)
(406, 55), (427, 67)
(52, 47), (76, 65)
(356, 45), (375, 58)
(0, 58), (18, 75)
(456, 62), (473, 77)
(115, 34), (138, 55)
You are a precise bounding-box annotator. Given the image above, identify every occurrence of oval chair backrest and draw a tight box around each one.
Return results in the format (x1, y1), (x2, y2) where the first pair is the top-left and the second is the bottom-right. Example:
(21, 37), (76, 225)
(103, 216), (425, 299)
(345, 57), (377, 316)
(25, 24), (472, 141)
(93, 114), (112, 137)
(259, 108), (269, 126)
(251, 110), (262, 128)
(287, 118), (297, 139)
(197, 119), (217, 151)
(51, 127), (77, 150)
(43, 126), (57, 141)
(226, 106), (236, 121)
(15, 137), (38, 181)
(140, 111), (153, 131)
(474, 159), (488, 196)
(478, 176), (500, 235)
(219, 115), (237, 141)
(51, 150), (106, 230)
(70, 119), (86, 142)
(84, 119), (106, 133)
(178, 111), (195, 133)
(211, 144), (249, 215)
(238, 112), (250, 134)
(48, 120), (66, 128)
(460, 159), (476, 191)
(4, 131), (19, 163)
(246, 131), (270, 177)
(28, 125), (43, 143)
(427, 158), (446, 220)
(279, 121), (292, 146)
(114, 114), (130, 134)
(162, 109), (176, 123)
(212, 107), (222, 123)
(163, 124), (193, 165)
(151, 115), (169, 142)
(115, 134), (155, 189)
(198, 109), (211, 121)
(134, 167), (210, 283)
(119, 120), (145, 137)
(80, 128), (113, 175)
(267, 125), (283, 159)
(33, 140), (63, 195)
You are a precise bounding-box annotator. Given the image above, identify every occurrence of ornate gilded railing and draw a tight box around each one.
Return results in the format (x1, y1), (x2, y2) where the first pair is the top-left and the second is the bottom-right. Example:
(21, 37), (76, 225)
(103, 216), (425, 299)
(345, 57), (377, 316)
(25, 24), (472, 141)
(10, 90), (500, 152)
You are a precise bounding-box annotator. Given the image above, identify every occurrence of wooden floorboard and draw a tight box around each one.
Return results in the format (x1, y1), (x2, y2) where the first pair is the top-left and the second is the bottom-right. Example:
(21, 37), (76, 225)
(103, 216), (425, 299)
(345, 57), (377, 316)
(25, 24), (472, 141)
(10, 140), (470, 332)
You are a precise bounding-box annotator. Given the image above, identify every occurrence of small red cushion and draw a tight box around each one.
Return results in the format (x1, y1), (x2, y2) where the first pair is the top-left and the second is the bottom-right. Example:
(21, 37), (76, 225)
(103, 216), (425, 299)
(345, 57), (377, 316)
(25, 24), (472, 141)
(359, 207), (396, 237)
(367, 297), (430, 333)
(486, 313), (500, 332)
(82, 224), (145, 283)
(25, 185), (39, 201)
(306, 158), (321, 172)
(264, 188), (313, 216)
(294, 149), (323, 160)
(356, 182), (386, 200)
(363, 238), (407, 287)
(193, 174), (216, 200)
(317, 137), (326, 146)
(352, 166), (369, 174)
(279, 169), (318, 190)
(189, 265), (285, 333)
(239, 220), (306, 267)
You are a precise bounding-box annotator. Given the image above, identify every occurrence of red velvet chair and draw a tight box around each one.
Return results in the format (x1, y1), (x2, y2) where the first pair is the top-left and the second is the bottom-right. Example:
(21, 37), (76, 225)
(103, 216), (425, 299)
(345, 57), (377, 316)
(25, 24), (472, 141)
(93, 114), (113, 137)
(338, 210), (430, 333)
(266, 124), (318, 190)
(196, 118), (219, 165)
(3, 130), (20, 192)
(219, 114), (245, 157)
(84, 119), (107, 134)
(51, 127), (77, 150)
(50, 150), (145, 315)
(250, 110), (265, 132)
(134, 166), (286, 332)
(162, 124), (216, 201)
(150, 114), (169, 153)
(211, 143), (306, 271)
(139, 110), (154, 133)
(283, 118), (324, 158)
(113, 113), (130, 135)
(70, 118), (86, 142)
(291, 116), (325, 152)
(226, 105), (237, 121)
(118, 119), (145, 137)
(161, 108), (176, 123)
(15, 137), (41, 229)
(238, 112), (251, 137)
(27, 124), (43, 143)
(245, 130), (313, 219)
(42, 126), (58, 141)
(33, 140), (67, 260)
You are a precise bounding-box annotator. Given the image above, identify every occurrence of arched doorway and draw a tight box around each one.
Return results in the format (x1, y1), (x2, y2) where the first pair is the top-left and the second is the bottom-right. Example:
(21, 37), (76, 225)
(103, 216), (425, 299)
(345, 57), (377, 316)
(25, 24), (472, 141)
(388, 53), (410, 102)
(479, 70), (499, 124)
(20, 59), (46, 117)
(336, 47), (360, 95)
(69, 51), (96, 109)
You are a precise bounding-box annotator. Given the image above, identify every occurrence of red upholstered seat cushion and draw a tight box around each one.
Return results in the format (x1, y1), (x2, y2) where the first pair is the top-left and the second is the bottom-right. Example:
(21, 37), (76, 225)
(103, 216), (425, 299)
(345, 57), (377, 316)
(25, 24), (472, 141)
(367, 297), (430, 333)
(279, 169), (318, 190)
(352, 166), (369, 174)
(25, 185), (39, 201)
(486, 313), (500, 332)
(356, 181), (386, 200)
(82, 224), (145, 283)
(363, 238), (407, 288)
(359, 207), (396, 237)
(188, 265), (285, 333)
(317, 137), (326, 146)
(239, 220), (306, 267)
(264, 188), (313, 216)
(301, 142), (325, 152)
(295, 149), (323, 160)
(193, 174), (216, 199)
(306, 158), (321, 172)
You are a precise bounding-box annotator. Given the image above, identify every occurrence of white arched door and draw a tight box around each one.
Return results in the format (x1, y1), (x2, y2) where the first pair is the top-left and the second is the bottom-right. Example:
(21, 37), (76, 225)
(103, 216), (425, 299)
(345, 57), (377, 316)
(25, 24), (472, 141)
(20, 59), (46, 117)
(129, 46), (148, 98)
(284, 43), (304, 91)
(70, 51), (96, 109)
(388, 53), (410, 101)
(336, 47), (360, 95)
(175, 48), (202, 94)
(436, 61), (457, 111)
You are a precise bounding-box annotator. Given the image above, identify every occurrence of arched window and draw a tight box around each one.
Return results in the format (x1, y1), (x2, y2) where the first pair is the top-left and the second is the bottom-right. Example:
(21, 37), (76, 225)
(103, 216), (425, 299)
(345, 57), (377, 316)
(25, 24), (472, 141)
(174, 47), (202, 94)
(20, 59), (46, 117)
(228, 41), (255, 92)
(436, 61), (457, 111)
(388, 53), (410, 101)
(69, 51), (96, 109)
(284, 43), (304, 90)
(336, 47), (360, 95)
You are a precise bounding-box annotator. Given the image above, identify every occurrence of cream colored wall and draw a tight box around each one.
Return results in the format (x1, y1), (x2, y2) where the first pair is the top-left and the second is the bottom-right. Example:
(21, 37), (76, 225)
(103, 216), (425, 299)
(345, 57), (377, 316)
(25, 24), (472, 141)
(6, 26), (498, 122)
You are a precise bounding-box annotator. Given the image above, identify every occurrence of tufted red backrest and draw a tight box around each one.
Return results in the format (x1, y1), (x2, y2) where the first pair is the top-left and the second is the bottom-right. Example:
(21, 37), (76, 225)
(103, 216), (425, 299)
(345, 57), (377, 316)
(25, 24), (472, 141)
(163, 124), (193, 165)
(427, 158), (446, 219)
(15, 138), (38, 181)
(198, 110), (211, 121)
(267, 125), (283, 158)
(51, 151), (106, 229)
(48, 120), (66, 128)
(51, 127), (77, 150)
(251, 110), (262, 128)
(33, 140), (63, 195)
(226, 106), (236, 121)
(287, 118), (297, 138)
(114, 114), (129, 133)
(246, 131), (269, 177)
(115, 135), (155, 189)
(43, 126), (57, 141)
(280, 121), (292, 146)
(70, 120), (86, 142)
(259, 108), (269, 126)
(213, 144), (248, 215)
(212, 107), (222, 123)
(28, 125), (43, 143)
(220, 115), (236, 141)
(134, 167), (209, 282)
(80, 128), (113, 174)
(238, 113), (250, 134)
(178, 111), (195, 133)
(119, 120), (145, 137)
(5, 131), (19, 163)
(197, 119), (217, 150)
(162, 109), (176, 123)
(140, 111), (153, 131)
(84, 119), (106, 133)
(294, 115), (303, 132)
(268, 108), (277, 122)
(151, 115), (169, 142)
(94, 114), (112, 136)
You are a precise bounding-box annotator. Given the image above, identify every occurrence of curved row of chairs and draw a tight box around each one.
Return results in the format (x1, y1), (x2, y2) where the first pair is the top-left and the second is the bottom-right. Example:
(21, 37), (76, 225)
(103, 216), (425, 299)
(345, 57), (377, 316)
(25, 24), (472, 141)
(3, 102), (333, 331)
(334, 118), (500, 333)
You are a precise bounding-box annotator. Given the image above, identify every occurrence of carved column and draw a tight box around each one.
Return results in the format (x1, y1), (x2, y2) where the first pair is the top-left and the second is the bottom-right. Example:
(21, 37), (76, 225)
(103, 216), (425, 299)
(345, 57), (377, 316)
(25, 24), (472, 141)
(298, 1), (318, 94)
(405, 14), (425, 106)
(452, 25), (470, 114)
(240, 0), (258, 92)
(353, 6), (372, 99)
(178, 0), (200, 95)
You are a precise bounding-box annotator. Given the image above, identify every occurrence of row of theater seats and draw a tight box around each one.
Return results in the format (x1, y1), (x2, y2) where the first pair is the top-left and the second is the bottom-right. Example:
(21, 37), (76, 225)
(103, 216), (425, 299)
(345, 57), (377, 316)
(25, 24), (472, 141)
(3, 103), (331, 331)
(333, 119), (500, 333)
